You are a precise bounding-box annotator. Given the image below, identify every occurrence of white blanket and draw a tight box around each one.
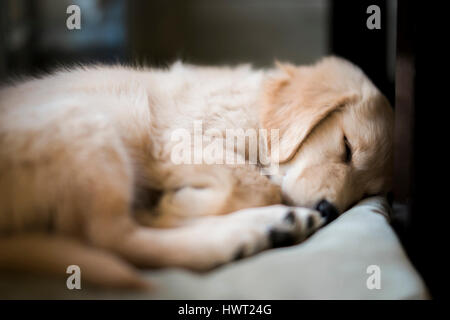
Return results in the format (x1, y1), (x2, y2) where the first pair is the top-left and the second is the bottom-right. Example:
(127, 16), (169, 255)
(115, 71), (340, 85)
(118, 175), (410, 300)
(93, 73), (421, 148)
(0, 197), (429, 299)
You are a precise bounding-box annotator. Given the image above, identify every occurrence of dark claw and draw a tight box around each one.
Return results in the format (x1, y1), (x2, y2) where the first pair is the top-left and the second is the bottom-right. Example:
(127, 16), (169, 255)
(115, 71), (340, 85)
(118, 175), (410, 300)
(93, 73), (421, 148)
(284, 210), (296, 225)
(307, 215), (315, 229)
(232, 247), (246, 261)
(269, 229), (297, 248)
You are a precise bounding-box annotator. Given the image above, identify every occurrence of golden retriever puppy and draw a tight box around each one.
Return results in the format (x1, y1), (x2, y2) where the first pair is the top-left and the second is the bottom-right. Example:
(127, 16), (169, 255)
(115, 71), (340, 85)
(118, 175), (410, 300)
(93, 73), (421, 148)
(263, 58), (394, 214)
(0, 56), (393, 288)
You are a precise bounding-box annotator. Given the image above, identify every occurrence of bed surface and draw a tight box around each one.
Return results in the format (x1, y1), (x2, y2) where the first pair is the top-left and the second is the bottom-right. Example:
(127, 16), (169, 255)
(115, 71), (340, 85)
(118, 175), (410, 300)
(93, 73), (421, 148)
(0, 196), (429, 299)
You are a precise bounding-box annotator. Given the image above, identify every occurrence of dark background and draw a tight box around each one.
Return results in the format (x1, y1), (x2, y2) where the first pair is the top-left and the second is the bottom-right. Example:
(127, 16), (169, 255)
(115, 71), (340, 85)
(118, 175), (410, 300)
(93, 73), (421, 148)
(0, 0), (395, 105)
(1, 0), (444, 299)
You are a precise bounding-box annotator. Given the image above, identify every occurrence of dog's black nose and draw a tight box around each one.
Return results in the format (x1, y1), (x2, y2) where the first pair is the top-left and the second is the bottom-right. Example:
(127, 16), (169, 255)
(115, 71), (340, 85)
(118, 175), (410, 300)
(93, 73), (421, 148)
(315, 200), (339, 224)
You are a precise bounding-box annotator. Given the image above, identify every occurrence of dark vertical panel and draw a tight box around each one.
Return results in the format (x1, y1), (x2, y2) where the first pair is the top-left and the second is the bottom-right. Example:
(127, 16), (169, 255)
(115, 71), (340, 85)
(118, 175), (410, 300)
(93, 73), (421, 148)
(0, 0), (6, 81)
(330, 0), (393, 104)
(394, 0), (446, 300)
(392, 0), (415, 233)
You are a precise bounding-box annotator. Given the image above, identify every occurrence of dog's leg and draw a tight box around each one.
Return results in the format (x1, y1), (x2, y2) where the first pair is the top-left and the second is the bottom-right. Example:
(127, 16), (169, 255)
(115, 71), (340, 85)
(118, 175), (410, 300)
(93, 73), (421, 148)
(89, 204), (325, 271)
(135, 164), (282, 228)
(0, 234), (148, 289)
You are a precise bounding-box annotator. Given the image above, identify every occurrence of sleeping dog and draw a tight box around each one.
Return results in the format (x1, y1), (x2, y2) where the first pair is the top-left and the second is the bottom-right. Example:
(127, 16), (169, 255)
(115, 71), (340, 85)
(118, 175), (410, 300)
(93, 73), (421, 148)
(0, 57), (393, 288)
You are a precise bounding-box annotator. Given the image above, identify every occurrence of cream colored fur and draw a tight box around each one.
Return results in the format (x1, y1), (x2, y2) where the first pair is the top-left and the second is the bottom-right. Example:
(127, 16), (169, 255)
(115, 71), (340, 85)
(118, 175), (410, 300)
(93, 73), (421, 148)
(0, 57), (393, 288)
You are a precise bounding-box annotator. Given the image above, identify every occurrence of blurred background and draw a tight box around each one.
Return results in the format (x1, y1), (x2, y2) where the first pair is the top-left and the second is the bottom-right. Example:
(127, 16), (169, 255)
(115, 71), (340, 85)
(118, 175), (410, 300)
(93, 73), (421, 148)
(0, 0), (396, 103)
(1, 0), (446, 300)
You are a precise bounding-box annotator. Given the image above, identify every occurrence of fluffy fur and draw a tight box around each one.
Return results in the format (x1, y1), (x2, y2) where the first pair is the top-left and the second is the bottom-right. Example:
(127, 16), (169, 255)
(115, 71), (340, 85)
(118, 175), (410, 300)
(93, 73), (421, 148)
(0, 57), (393, 288)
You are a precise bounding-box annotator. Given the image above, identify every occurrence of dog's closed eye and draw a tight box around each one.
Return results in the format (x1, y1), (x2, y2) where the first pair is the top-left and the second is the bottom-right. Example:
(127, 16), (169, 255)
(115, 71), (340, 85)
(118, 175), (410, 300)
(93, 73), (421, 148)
(344, 135), (352, 163)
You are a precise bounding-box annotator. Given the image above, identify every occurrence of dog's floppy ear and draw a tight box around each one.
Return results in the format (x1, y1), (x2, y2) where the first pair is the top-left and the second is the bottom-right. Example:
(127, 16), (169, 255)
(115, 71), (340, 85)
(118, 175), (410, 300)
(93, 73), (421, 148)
(260, 61), (357, 163)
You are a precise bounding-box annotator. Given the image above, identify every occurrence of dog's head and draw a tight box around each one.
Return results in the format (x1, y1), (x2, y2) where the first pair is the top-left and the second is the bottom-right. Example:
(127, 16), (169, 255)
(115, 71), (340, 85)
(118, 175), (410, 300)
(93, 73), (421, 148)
(261, 56), (394, 215)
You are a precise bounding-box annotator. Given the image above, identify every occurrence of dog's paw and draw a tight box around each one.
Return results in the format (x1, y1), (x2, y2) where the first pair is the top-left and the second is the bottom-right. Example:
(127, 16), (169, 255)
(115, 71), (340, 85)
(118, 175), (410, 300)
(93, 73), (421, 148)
(225, 205), (325, 258)
(183, 205), (324, 271)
